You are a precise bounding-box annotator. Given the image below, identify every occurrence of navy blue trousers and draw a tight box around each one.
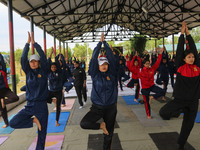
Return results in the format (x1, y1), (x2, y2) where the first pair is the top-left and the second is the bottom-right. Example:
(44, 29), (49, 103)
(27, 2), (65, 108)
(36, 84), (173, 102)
(127, 79), (140, 99)
(141, 85), (165, 117)
(10, 101), (48, 150)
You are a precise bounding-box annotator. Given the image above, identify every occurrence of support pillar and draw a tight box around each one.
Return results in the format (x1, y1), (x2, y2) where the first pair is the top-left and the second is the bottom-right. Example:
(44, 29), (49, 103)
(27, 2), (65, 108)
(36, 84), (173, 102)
(43, 26), (46, 55)
(8, 0), (16, 93)
(30, 16), (34, 54)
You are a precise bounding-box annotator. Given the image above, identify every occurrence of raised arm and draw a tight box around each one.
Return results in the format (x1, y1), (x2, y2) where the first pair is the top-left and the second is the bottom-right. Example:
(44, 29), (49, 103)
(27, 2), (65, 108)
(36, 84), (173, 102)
(175, 22), (186, 68)
(88, 42), (102, 77)
(0, 53), (6, 73)
(152, 48), (163, 72)
(103, 41), (117, 76)
(21, 33), (31, 74)
(60, 53), (66, 70)
(185, 24), (200, 67)
(34, 43), (50, 73)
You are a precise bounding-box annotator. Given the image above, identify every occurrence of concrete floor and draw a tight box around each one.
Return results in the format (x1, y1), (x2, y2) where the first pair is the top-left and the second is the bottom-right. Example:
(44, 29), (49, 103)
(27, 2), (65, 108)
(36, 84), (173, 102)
(0, 76), (200, 150)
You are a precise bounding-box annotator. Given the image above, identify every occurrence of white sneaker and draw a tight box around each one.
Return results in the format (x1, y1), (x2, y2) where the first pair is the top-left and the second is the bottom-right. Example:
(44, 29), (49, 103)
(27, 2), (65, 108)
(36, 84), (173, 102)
(79, 106), (83, 109)
(83, 101), (86, 106)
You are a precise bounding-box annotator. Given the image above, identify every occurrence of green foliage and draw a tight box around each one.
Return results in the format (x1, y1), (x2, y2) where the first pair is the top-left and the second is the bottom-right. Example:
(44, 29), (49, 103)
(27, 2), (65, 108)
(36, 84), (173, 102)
(14, 48), (23, 62)
(73, 43), (92, 61)
(157, 38), (169, 46)
(107, 41), (116, 47)
(130, 34), (147, 55)
(16, 73), (20, 84)
(190, 27), (200, 43)
(116, 41), (131, 53)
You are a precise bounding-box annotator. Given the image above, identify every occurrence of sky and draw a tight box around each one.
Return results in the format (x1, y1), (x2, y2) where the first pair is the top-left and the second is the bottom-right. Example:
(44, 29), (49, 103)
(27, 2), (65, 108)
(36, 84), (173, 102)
(0, 3), (99, 53)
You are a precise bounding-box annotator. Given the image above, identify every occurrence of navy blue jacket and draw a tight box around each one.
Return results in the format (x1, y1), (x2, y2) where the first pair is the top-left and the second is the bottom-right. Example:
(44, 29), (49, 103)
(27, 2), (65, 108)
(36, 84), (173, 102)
(89, 41), (118, 106)
(21, 43), (50, 103)
(48, 54), (66, 92)
(159, 62), (169, 81)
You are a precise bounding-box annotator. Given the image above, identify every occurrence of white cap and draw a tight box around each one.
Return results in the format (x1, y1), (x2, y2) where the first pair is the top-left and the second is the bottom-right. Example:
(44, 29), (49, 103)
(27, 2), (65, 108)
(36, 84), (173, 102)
(29, 54), (40, 62)
(98, 57), (109, 65)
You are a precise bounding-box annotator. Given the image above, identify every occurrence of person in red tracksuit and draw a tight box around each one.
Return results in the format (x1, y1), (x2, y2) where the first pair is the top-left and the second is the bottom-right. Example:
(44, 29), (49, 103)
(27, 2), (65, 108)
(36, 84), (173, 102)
(126, 51), (141, 102)
(160, 22), (200, 150)
(140, 48), (165, 119)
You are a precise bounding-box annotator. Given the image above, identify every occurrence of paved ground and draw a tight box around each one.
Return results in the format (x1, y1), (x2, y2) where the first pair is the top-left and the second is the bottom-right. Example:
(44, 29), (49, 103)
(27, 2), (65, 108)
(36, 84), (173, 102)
(0, 76), (200, 150)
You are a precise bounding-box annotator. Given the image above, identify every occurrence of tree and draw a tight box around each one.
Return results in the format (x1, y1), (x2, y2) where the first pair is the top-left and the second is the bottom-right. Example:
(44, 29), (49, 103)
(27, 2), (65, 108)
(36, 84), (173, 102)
(130, 34), (147, 55)
(73, 43), (93, 61)
(107, 41), (116, 47)
(116, 41), (131, 53)
(190, 27), (200, 43)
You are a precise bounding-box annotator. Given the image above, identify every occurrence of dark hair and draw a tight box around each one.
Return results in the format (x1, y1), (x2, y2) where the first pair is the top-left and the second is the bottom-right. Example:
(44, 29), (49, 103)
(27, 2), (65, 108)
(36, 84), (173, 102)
(134, 59), (139, 63)
(184, 49), (194, 58)
(51, 62), (57, 66)
(74, 60), (79, 64)
(143, 59), (150, 64)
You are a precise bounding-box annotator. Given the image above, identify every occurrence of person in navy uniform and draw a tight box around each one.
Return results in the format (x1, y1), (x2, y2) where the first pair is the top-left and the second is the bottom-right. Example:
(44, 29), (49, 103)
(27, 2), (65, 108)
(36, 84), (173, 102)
(10, 32), (50, 150)
(73, 60), (87, 109)
(80, 33), (118, 150)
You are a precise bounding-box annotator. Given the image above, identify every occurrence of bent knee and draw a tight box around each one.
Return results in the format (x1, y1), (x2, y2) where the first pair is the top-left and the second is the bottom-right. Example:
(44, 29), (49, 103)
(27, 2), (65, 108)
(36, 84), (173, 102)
(80, 120), (88, 129)
(9, 119), (17, 128)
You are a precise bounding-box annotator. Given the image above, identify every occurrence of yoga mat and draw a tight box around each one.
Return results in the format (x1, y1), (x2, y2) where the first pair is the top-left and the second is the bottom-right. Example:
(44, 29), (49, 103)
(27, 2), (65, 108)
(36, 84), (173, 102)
(149, 132), (195, 150)
(28, 135), (64, 150)
(53, 99), (75, 111)
(47, 112), (70, 133)
(88, 133), (122, 150)
(181, 111), (200, 123)
(0, 114), (15, 134)
(132, 108), (167, 127)
(195, 111), (200, 123)
(0, 136), (8, 145)
(122, 95), (142, 105)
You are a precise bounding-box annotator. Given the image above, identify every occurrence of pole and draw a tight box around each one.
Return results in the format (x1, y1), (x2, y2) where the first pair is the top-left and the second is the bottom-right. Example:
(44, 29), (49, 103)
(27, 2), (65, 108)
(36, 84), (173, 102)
(63, 41), (65, 59)
(172, 34), (175, 55)
(163, 37), (165, 47)
(66, 43), (68, 62)
(43, 26), (47, 55)
(59, 40), (61, 53)
(54, 35), (56, 56)
(8, 0), (16, 93)
(30, 16), (34, 54)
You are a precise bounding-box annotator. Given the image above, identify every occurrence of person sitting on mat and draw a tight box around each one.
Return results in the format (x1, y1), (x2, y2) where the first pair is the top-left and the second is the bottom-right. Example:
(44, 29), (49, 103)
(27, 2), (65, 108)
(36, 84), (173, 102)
(80, 33), (118, 150)
(140, 48), (165, 119)
(160, 21), (200, 150)
(126, 51), (141, 103)
(10, 32), (50, 150)
(47, 48), (66, 126)
(0, 53), (19, 128)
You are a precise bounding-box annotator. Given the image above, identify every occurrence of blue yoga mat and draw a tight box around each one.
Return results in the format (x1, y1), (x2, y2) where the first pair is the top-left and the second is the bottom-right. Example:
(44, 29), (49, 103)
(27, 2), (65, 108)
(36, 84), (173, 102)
(47, 112), (70, 133)
(122, 95), (141, 105)
(195, 112), (200, 123)
(181, 111), (200, 123)
(0, 114), (15, 134)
